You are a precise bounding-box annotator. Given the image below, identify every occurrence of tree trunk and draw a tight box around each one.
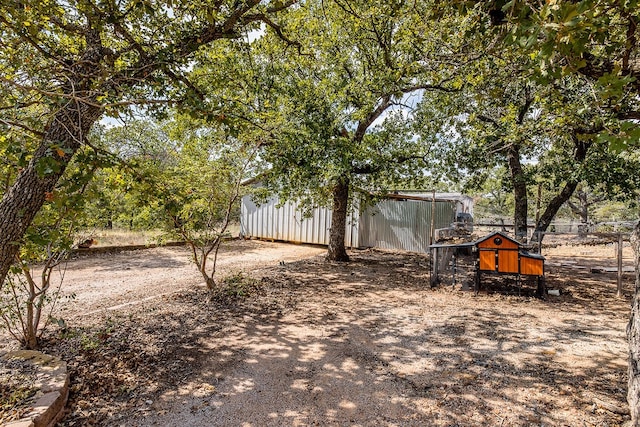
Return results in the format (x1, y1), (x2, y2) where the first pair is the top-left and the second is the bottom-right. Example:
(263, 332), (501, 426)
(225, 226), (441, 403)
(532, 137), (590, 244)
(507, 144), (528, 241)
(532, 181), (579, 244)
(327, 177), (350, 262)
(0, 102), (102, 286)
(576, 191), (590, 224)
(628, 221), (640, 425)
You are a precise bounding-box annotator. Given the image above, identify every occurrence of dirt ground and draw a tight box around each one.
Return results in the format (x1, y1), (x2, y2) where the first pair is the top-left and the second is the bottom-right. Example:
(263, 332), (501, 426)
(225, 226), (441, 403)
(0, 239), (635, 426)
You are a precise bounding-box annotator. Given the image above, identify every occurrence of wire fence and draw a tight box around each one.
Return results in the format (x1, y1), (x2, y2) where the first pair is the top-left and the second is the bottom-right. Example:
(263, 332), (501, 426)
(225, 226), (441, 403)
(433, 220), (637, 298)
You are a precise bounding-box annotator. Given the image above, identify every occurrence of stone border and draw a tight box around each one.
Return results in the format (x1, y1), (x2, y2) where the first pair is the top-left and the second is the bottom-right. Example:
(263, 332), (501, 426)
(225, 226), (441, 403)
(1, 350), (69, 427)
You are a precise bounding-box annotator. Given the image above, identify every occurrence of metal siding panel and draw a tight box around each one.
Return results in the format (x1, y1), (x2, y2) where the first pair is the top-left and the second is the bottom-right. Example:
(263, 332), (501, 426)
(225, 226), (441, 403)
(264, 200), (272, 239)
(274, 203), (280, 240)
(289, 206), (302, 242)
(251, 200), (258, 237)
(240, 196), (250, 236)
(240, 195), (461, 251)
(290, 203), (298, 241)
(349, 199), (359, 247)
(298, 208), (304, 242)
(277, 204), (285, 240)
(310, 207), (317, 244)
(324, 207), (331, 245)
(310, 207), (318, 244)
(323, 207), (332, 245)
(321, 208), (333, 245)
(297, 204), (305, 243)
(273, 201), (280, 238)
(357, 199), (456, 253)
(302, 207), (311, 243)
(360, 205), (380, 248)
(315, 207), (324, 244)
(263, 202), (270, 238)
(277, 202), (283, 240)
(323, 208), (328, 244)
(281, 202), (289, 241)
(252, 198), (260, 237)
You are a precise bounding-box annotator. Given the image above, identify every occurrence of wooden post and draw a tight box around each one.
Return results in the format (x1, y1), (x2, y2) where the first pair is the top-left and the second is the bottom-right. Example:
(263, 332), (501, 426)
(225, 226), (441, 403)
(618, 232), (623, 298)
(431, 247), (438, 287)
(535, 183), (542, 224)
(452, 252), (457, 287)
(430, 190), (436, 246)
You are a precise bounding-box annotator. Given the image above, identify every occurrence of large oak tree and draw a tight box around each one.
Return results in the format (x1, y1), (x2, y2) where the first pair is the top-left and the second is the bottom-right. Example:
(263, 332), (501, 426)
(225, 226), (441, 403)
(250, 0), (471, 261)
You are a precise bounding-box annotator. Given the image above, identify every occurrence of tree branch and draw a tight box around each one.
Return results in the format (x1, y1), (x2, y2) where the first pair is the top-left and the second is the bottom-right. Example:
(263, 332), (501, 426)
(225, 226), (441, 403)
(516, 89), (533, 125)
(477, 114), (500, 127)
(353, 94), (392, 142)
(245, 13), (303, 53)
(399, 81), (461, 93)
(618, 111), (640, 121)
(0, 119), (45, 137)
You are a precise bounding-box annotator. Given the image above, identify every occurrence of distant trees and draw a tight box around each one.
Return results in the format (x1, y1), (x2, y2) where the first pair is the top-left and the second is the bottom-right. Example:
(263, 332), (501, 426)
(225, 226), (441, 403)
(81, 116), (258, 292)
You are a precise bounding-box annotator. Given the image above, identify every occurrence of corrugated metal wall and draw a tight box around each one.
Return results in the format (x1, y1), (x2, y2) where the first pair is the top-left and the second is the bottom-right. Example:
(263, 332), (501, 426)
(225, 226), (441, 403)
(358, 199), (456, 252)
(241, 196), (358, 246)
(241, 195), (457, 252)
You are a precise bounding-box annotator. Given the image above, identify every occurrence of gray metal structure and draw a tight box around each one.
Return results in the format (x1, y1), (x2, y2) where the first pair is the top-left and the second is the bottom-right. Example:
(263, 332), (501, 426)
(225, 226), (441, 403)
(241, 192), (471, 253)
(240, 196), (359, 247)
(358, 198), (456, 252)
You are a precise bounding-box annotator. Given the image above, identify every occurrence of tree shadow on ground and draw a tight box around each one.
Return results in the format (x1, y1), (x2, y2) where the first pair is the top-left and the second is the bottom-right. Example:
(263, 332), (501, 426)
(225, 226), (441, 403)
(40, 249), (630, 426)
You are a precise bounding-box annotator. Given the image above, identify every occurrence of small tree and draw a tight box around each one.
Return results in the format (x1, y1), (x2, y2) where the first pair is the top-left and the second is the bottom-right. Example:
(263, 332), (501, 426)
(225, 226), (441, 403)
(0, 150), (97, 348)
(2, 240), (71, 350)
(110, 117), (259, 292)
(165, 139), (257, 291)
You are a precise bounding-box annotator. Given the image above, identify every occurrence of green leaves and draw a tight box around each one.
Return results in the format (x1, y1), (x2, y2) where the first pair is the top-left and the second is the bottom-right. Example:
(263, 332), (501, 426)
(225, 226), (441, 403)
(598, 122), (640, 153)
(247, 0), (465, 205)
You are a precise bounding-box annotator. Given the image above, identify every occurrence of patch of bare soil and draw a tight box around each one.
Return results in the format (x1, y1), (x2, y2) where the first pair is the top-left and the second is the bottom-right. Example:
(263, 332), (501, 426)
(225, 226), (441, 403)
(0, 240), (633, 426)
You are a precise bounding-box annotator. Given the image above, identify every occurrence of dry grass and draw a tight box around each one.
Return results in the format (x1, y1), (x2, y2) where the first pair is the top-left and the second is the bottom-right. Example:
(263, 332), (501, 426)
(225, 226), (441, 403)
(85, 229), (164, 247)
(79, 224), (242, 247)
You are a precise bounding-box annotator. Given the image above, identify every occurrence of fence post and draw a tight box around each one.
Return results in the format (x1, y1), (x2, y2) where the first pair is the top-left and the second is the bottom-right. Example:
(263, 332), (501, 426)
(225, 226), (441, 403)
(430, 190), (436, 246)
(431, 247), (438, 287)
(617, 232), (623, 298)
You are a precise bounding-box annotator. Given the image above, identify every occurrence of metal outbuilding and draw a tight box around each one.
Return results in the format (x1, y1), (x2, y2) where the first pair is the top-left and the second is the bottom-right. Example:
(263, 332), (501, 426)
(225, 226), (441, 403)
(240, 192), (473, 253)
